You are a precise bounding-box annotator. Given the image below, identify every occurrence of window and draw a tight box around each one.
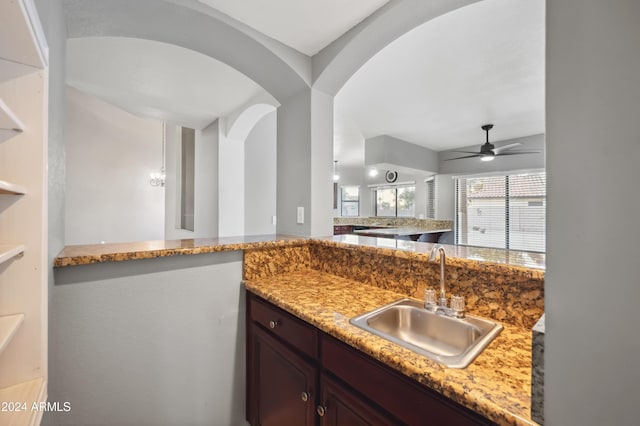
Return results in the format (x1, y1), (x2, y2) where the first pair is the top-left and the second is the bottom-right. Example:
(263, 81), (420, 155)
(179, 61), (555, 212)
(455, 172), (545, 252)
(425, 178), (435, 219)
(340, 186), (359, 217)
(374, 185), (415, 217)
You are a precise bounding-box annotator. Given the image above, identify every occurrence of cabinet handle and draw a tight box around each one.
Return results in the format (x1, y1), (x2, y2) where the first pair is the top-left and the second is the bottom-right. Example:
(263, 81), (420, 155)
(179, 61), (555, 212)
(301, 391), (309, 402)
(269, 320), (279, 329)
(316, 405), (327, 417)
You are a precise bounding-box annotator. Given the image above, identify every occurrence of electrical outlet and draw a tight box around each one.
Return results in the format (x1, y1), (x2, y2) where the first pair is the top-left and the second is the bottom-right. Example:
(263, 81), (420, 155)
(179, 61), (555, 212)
(296, 207), (304, 224)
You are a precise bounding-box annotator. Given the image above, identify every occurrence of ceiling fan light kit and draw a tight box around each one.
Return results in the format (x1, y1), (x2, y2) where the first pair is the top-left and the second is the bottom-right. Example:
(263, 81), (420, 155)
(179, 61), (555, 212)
(446, 124), (540, 161)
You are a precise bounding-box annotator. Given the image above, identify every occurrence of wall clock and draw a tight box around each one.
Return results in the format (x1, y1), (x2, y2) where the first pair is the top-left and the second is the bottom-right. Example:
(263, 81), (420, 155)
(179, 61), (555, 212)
(385, 170), (398, 183)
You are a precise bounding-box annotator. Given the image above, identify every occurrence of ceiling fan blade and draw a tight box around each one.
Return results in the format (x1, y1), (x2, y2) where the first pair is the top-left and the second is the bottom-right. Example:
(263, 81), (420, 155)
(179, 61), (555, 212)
(495, 150), (541, 156)
(492, 143), (522, 154)
(450, 150), (481, 154)
(444, 154), (481, 161)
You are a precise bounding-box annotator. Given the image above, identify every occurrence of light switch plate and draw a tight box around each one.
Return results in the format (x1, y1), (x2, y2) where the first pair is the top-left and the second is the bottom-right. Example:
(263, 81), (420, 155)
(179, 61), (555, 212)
(296, 207), (304, 224)
(271, 215), (277, 225)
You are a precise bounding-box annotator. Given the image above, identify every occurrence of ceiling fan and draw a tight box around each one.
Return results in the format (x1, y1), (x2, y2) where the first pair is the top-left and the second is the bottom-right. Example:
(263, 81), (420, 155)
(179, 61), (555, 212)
(445, 124), (540, 162)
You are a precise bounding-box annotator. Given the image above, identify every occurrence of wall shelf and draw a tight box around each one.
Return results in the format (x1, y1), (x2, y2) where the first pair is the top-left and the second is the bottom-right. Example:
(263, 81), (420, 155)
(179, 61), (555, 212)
(0, 179), (27, 195)
(0, 98), (25, 143)
(0, 377), (47, 426)
(0, 314), (25, 355)
(0, 0), (48, 407)
(0, 244), (25, 265)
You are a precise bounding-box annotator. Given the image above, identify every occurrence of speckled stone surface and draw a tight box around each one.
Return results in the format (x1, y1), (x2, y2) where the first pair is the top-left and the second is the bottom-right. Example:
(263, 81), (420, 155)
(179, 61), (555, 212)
(531, 315), (545, 424)
(243, 244), (310, 280)
(311, 237), (544, 329)
(54, 235), (307, 267)
(244, 270), (539, 426)
(333, 216), (453, 230)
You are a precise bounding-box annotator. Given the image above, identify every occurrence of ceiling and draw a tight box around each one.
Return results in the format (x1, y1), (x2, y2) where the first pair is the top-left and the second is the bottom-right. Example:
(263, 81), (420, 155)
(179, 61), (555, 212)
(194, 0), (389, 56)
(334, 0), (545, 167)
(64, 0), (544, 167)
(66, 37), (271, 129)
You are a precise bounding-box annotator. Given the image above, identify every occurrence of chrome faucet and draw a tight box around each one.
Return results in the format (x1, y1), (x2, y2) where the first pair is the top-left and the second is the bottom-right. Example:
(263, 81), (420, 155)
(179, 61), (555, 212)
(425, 245), (465, 318)
(429, 245), (448, 307)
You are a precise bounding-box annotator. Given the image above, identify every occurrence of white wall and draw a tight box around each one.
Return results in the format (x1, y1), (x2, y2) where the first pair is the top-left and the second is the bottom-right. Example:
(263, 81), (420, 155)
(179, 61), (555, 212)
(50, 252), (247, 426)
(218, 118), (245, 237)
(434, 174), (454, 220)
(546, 1), (640, 425)
(164, 121), (219, 240)
(65, 87), (165, 244)
(244, 111), (277, 235)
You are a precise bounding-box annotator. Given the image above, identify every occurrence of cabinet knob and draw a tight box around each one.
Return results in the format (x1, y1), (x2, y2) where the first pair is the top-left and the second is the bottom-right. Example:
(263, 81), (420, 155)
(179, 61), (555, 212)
(316, 405), (327, 417)
(269, 320), (279, 329)
(301, 391), (309, 402)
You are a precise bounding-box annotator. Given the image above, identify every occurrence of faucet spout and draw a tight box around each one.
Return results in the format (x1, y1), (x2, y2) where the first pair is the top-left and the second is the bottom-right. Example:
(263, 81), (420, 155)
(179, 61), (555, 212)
(429, 245), (447, 307)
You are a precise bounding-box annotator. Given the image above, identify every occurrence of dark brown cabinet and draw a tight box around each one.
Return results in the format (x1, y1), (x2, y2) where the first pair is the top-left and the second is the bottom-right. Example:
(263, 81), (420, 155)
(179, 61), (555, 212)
(246, 292), (495, 426)
(249, 324), (316, 426)
(318, 373), (396, 426)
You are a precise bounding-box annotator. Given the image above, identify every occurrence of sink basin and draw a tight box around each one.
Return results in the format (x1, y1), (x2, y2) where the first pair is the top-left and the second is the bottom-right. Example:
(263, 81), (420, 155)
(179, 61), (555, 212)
(350, 298), (503, 368)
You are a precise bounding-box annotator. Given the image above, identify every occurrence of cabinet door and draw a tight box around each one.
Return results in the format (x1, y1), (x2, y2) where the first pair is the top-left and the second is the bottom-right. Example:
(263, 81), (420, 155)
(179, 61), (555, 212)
(249, 324), (316, 426)
(318, 373), (397, 426)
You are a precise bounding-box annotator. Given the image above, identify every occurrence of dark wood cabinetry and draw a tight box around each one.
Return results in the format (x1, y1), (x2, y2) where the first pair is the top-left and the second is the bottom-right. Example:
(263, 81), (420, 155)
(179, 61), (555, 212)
(249, 325), (316, 426)
(246, 292), (495, 426)
(333, 225), (353, 235)
(318, 373), (396, 426)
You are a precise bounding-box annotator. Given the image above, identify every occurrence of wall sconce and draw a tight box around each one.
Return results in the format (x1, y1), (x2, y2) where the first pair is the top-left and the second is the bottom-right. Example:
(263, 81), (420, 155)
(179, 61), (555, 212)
(150, 122), (167, 187)
(333, 160), (340, 181)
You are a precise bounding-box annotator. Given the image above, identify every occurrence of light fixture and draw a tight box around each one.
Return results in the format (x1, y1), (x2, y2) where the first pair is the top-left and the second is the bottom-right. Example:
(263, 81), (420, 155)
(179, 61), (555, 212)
(480, 153), (495, 162)
(332, 160), (340, 181)
(150, 122), (167, 187)
(368, 168), (378, 177)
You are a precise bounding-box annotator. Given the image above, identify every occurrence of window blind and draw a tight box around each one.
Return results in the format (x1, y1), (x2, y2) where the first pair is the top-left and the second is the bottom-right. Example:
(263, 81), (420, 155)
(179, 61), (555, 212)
(426, 178), (435, 219)
(455, 172), (546, 252)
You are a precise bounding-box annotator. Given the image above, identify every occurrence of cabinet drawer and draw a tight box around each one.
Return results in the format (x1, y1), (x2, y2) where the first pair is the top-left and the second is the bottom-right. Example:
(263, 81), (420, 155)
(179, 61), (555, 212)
(249, 294), (318, 358)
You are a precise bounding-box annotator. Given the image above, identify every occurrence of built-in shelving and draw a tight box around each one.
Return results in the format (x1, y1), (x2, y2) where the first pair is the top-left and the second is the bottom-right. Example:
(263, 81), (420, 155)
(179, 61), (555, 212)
(0, 244), (24, 265)
(0, 98), (25, 143)
(0, 377), (47, 426)
(0, 0), (47, 70)
(0, 314), (25, 355)
(0, 0), (48, 417)
(0, 179), (27, 195)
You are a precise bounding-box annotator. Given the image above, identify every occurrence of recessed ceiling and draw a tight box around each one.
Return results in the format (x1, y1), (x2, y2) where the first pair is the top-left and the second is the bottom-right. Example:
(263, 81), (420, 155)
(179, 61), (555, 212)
(335, 0), (545, 166)
(66, 37), (272, 129)
(194, 0), (389, 56)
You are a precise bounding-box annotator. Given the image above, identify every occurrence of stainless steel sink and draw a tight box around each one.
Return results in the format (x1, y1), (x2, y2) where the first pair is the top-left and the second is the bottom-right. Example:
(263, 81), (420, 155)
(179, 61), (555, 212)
(350, 299), (503, 368)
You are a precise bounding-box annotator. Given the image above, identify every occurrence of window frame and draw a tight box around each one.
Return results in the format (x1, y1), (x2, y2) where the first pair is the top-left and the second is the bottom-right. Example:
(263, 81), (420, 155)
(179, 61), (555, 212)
(340, 185), (360, 217)
(372, 184), (416, 217)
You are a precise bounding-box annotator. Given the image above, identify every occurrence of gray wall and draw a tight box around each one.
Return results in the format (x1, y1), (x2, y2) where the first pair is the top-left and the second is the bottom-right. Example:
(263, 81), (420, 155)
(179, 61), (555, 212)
(49, 252), (247, 426)
(365, 135), (439, 174)
(245, 111), (277, 235)
(546, 1), (640, 425)
(33, 3), (66, 425)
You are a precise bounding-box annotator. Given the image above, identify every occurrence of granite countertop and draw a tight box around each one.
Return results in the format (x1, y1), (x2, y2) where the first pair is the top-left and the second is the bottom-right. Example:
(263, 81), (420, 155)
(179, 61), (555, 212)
(244, 270), (538, 426)
(53, 235), (307, 267)
(353, 227), (452, 236)
(54, 234), (545, 274)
